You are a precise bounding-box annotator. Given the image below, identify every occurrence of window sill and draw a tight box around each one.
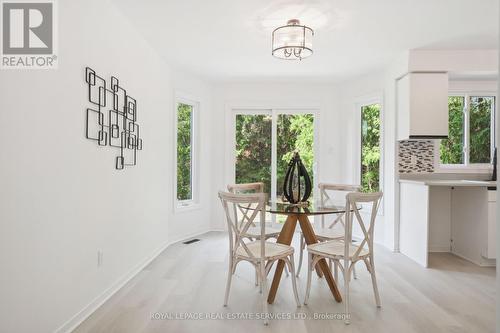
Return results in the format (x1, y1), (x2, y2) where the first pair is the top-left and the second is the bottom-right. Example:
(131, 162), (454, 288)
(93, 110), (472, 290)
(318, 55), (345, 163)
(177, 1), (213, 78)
(174, 202), (202, 214)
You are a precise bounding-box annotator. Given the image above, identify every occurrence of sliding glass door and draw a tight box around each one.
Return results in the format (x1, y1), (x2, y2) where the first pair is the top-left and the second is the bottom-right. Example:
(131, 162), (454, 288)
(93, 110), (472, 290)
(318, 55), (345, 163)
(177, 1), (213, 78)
(232, 109), (316, 223)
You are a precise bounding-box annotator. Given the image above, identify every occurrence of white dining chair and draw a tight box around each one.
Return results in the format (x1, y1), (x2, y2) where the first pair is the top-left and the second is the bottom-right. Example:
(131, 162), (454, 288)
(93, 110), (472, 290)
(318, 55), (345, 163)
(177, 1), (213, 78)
(227, 182), (289, 280)
(218, 191), (301, 325)
(296, 183), (361, 280)
(227, 182), (283, 241)
(304, 191), (383, 324)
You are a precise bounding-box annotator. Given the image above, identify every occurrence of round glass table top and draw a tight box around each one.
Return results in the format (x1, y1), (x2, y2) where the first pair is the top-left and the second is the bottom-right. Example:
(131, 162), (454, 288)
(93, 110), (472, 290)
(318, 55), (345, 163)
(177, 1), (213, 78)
(246, 201), (358, 216)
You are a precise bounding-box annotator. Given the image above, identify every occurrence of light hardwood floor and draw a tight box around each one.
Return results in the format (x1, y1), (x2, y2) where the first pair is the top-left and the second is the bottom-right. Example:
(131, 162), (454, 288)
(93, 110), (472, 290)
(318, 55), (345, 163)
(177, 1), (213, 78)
(74, 231), (495, 333)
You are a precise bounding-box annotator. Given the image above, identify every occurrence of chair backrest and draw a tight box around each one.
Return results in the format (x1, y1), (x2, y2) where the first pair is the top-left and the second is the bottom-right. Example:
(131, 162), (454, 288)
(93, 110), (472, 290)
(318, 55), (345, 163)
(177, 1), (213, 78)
(344, 192), (383, 261)
(218, 191), (267, 259)
(319, 183), (361, 228)
(227, 182), (264, 194)
(227, 183), (265, 228)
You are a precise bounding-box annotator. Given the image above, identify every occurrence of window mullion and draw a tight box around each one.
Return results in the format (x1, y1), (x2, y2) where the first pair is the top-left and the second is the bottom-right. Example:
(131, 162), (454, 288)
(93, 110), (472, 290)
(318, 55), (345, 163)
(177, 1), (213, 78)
(464, 95), (470, 166)
(190, 108), (194, 201)
(491, 97), (496, 161)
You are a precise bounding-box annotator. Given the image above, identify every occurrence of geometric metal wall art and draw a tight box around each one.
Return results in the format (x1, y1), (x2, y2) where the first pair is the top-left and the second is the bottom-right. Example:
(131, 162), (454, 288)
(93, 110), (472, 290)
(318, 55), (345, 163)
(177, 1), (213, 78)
(85, 67), (142, 169)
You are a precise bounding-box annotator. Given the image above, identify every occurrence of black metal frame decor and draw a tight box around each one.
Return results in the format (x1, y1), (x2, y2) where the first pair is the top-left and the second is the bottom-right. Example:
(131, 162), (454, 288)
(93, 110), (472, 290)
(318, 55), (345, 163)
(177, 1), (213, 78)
(282, 151), (312, 205)
(85, 67), (142, 169)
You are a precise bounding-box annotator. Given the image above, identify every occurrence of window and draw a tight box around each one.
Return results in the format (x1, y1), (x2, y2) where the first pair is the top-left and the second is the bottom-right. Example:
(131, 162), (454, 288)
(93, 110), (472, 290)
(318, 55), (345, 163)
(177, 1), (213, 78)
(175, 98), (198, 209)
(440, 94), (496, 167)
(360, 103), (381, 193)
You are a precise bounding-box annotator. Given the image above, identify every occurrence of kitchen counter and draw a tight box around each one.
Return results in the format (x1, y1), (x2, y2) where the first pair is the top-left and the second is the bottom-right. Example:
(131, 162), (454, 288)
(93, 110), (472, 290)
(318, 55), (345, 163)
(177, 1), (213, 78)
(399, 179), (496, 188)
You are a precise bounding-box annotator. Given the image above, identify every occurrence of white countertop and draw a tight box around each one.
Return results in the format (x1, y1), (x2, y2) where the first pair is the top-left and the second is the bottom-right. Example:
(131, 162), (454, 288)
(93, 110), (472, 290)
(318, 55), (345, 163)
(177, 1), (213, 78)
(399, 179), (497, 187)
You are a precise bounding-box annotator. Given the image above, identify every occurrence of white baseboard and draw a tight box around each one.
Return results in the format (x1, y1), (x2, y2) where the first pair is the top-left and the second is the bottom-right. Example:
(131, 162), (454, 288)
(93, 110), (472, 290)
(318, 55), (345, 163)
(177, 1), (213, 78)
(451, 251), (496, 267)
(209, 228), (226, 232)
(55, 229), (211, 333)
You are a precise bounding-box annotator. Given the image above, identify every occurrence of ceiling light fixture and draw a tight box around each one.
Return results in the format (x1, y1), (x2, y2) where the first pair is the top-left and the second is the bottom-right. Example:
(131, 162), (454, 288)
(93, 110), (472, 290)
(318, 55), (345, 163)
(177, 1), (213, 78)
(272, 19), (314, 60)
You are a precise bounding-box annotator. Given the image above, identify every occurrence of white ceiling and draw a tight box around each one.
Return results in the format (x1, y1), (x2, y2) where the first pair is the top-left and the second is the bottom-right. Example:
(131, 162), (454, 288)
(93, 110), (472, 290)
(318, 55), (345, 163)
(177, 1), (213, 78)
(112, 0), (499, 83)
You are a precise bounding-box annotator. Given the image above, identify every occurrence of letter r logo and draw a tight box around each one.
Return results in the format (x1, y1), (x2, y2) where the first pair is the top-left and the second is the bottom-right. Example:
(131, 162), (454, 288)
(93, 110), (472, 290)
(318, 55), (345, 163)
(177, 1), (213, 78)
(2, 2), (53, 54)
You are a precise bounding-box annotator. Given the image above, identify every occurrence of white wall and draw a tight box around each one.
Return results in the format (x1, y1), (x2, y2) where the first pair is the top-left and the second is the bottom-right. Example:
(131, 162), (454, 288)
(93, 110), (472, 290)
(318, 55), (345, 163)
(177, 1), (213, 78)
(0, 1), (212, 332)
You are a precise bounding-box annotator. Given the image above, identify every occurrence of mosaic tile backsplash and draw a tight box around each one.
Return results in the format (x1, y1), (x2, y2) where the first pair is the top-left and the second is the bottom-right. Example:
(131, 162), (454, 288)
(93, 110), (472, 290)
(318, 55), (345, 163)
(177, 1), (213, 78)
(398, 140), (435, 173)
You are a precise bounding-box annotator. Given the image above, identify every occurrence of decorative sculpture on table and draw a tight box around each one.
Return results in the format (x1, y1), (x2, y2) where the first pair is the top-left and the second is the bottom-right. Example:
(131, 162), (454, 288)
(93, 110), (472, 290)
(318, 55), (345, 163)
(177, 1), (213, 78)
(282, 151), (312, 205)
(84, 67), (142, 170)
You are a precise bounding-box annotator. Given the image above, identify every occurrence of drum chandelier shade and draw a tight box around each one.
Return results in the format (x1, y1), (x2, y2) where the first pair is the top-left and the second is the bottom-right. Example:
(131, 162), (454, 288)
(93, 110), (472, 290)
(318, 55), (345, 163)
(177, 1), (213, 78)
(272, 19), (314, 60)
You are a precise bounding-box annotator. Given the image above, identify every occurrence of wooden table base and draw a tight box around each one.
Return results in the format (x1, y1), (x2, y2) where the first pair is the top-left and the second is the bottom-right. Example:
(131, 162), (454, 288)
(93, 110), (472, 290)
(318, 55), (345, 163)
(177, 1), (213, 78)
(267, 214), (342, 304)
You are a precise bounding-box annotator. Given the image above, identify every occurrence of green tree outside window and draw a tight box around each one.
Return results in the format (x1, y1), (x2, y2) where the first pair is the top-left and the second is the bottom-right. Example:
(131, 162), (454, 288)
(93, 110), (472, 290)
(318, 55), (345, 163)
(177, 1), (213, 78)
(177, 103), (193, 201)
(469, 97), (493, 164)
(361, 104), (381, 193)
(440, 95), (494, 165)
(440, 96), (465, 164)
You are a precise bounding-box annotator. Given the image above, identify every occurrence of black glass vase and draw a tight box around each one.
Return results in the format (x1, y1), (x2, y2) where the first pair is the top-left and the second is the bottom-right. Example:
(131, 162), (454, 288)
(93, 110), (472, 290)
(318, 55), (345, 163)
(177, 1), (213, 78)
(282, 151), (312, 204)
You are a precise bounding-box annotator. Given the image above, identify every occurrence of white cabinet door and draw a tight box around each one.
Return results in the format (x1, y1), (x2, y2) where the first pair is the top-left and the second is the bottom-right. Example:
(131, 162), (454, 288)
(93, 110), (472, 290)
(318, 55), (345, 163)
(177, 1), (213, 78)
(399, 182), (429, 267)
(451, 187), (488, 265)
(486, 190), (496, 259)
(397, 72), (449, 140)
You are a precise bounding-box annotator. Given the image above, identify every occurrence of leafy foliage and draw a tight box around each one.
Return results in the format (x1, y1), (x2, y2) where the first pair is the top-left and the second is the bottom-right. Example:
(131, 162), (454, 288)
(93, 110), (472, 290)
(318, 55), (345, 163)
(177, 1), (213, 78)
(361, 104), (381, 193)
(440, 96), (493, 165)
(440, 96), (464, 164)
(235, 115), (272, 193)
(177, 103), (192, 200)
(469, 96), (493, 163)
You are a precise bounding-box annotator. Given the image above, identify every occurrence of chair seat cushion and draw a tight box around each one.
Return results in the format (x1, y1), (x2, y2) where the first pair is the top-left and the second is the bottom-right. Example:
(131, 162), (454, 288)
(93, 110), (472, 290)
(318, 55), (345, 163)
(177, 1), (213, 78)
(307, 240), (369, 259)
(236, 241), (293, 259)
(313, 226), (344, 240)
(244, 226), (281, 238)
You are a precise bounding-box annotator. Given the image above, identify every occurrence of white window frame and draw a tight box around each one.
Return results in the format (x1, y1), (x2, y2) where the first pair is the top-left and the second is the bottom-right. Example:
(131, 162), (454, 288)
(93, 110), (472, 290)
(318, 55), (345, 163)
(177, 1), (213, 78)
(173, 93), (200, 212)
(354, 93), (384, 215)
(436, 91), (496, 173)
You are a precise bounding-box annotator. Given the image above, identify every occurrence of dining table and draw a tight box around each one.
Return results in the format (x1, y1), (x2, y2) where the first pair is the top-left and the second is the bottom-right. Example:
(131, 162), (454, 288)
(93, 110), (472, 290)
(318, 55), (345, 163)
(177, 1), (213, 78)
(261, 201), (354, 304)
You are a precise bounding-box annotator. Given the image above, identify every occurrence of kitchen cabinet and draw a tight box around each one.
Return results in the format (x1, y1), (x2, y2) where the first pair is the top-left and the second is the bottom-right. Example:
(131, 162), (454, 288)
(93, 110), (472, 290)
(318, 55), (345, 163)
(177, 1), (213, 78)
(450, 186), (489, 265)
(485, 190), (497, 259)
(399, 179), (496, 267)
(397, 72), (449, 140)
